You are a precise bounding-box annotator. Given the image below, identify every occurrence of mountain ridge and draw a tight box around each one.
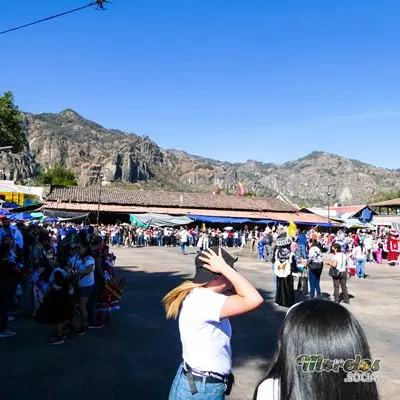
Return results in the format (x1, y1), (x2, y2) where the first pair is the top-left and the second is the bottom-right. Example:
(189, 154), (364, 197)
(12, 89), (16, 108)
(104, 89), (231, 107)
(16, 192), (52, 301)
(1, 109), (399, 207)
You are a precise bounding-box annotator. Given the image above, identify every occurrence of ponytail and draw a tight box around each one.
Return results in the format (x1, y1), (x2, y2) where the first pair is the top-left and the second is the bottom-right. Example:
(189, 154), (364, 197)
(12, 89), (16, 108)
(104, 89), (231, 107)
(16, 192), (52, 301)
(162, 281), (207, 320)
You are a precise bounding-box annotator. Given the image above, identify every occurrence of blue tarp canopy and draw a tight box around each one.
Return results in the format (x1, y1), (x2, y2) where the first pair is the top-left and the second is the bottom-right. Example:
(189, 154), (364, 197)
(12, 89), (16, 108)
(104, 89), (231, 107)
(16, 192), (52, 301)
(188, 214), (338, 227)
(11, 213), (34, 221)
(0, 209), (12, 216)
(187, 215), (274, 224)
(295, 221), (334, 227)
(44, 217), (58, 223)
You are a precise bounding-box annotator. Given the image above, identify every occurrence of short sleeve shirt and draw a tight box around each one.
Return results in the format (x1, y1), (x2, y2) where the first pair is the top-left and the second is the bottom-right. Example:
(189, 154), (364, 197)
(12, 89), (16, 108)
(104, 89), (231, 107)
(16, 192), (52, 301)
(179, 288), (231, 375)
(75, 256), (95, 287)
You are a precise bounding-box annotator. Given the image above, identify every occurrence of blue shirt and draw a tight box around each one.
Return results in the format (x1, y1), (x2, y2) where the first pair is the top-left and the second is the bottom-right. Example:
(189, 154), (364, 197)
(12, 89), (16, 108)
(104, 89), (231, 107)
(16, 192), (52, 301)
(297, 233), (307, 246)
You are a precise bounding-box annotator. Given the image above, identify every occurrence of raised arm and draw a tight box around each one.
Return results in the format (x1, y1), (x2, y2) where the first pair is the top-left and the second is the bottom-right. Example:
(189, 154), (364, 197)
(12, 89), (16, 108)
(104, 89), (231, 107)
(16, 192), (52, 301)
(199, 248), (263, 319)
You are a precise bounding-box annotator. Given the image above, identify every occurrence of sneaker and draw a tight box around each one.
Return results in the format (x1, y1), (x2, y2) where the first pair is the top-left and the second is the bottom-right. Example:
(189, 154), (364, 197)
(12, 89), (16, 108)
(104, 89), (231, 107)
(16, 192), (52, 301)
(76, 327), (88, 336)
(46, 337), (65, 345)
(8, 315), (15, 322)
(88, 323), (104, 329)
(0, 330), (16, 338)
(63, 324), (75, 335)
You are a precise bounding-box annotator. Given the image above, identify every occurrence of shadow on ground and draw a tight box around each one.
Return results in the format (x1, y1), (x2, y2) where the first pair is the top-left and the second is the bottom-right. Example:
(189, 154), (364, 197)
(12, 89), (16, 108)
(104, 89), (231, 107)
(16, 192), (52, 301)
(0, 266), (286, 400)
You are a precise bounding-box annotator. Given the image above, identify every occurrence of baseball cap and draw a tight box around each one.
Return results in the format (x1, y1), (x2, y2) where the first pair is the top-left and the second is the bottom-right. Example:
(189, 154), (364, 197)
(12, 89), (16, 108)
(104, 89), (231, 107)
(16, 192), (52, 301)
(193, 246), (238, 284)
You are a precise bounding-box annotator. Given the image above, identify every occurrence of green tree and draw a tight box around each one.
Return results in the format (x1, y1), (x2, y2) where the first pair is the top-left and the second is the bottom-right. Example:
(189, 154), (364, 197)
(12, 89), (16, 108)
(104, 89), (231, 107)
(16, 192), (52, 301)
(37, 165), (78, 186)
(370, 191), (400, 203)
(0, 91), (24, 152)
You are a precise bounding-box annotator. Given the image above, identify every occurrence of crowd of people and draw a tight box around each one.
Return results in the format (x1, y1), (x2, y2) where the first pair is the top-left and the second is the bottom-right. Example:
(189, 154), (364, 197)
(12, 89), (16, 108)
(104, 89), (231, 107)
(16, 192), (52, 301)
(269, 226), (400, 310)
(0, 217), (125, 343)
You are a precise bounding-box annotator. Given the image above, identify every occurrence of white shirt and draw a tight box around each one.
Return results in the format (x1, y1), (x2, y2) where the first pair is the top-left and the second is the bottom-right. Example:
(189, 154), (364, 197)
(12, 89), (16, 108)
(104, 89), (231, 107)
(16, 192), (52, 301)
(332, 253), (347, 272)
(353, 246), (366, 259)
(180, 230), (188, 243)
(75, 256), (95, 287)
(257, 378), (280, 400)
(179, 288), (232, 375)
(364, 236), (373, 250)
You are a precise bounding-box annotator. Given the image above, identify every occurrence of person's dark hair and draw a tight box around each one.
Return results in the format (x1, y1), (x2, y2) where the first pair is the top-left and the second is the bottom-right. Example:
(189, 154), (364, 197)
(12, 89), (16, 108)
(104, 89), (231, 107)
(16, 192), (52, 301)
(332, 243), (341, 253)
(76, 241), (91, 258)
(78, 230), (87, 242)
(38, 232), (50, 243)
(253, 300), (379, 400)
(0, 243), (11, 259)
(91, 236), (103, 246)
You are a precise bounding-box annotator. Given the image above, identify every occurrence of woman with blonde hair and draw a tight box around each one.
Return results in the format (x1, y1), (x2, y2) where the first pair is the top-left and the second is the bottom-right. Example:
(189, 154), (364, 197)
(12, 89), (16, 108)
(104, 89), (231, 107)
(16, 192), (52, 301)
(163, 247), (263, 399)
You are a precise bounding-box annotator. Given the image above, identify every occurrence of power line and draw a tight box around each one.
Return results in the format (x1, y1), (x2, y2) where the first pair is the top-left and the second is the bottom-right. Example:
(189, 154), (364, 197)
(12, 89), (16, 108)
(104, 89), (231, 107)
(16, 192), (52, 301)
(0, 1), (108, 36)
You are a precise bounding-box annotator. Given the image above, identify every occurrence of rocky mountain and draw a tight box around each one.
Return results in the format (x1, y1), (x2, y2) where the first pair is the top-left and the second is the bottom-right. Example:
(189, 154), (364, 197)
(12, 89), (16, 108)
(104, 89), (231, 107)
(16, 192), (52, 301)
(1, 109), (400, 206)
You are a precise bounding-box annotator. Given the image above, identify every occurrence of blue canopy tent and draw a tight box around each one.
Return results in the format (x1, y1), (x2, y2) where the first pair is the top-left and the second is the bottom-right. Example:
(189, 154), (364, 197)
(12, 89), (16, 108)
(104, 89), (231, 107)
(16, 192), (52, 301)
(187, 215), (274, 225)
(188, 214), (339, 228)
(0, 209), (12, 216)
(295, 221), (334, 227)
(11, 213), (34, 221)
(2, 202), (19, 209)
(44, 217), (58, 223)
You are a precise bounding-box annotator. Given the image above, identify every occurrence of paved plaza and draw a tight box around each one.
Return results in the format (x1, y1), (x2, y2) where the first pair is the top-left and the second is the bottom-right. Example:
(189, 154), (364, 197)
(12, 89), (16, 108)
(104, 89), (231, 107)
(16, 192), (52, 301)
(1, 246), (399, 400)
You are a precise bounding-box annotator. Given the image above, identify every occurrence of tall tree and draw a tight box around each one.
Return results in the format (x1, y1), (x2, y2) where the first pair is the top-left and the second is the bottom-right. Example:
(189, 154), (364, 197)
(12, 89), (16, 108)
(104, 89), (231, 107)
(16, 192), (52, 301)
(37, 165), (78, 187)
(0, 91), (24, 152)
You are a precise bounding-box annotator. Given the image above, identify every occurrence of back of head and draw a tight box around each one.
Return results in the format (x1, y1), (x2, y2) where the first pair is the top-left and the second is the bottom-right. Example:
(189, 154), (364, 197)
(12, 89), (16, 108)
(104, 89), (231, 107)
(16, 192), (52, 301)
(332, 243), (341, 253)
(255, 300), (379, 400)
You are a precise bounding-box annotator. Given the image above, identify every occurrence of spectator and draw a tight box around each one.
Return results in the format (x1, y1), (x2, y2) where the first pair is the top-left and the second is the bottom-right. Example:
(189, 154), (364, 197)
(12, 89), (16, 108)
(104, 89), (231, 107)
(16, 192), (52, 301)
(254, 300), (380, 400)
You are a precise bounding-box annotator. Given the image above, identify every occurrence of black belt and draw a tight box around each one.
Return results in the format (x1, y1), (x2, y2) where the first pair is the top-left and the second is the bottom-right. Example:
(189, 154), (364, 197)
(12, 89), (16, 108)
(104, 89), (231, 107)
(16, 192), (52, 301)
(183, 370), (226, 384)
(183, 362), (233, 396)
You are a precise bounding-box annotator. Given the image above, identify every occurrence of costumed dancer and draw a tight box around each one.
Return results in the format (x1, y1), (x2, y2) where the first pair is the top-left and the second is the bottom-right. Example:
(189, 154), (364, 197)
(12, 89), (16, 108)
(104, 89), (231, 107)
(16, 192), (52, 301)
(272, 232), (297, 307)
(31, 233), (54, 316)
(387, 229), (400, 267)
(96, 246), (125, 323)
(35, 263), (76, 345)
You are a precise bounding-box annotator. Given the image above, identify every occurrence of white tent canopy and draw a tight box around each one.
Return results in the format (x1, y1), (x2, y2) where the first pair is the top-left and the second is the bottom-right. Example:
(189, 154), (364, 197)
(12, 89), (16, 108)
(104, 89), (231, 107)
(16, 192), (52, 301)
(130, 213), (193, 227)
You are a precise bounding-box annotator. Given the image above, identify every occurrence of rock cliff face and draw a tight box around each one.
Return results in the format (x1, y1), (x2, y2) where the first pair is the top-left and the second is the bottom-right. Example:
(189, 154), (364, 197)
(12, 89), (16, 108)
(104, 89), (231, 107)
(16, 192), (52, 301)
(1, 109), (400, 206)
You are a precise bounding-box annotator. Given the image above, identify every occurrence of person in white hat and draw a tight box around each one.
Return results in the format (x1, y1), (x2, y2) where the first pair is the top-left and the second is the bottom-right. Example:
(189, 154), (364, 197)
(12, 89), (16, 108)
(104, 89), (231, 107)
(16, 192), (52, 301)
(272, 232), (296, 307)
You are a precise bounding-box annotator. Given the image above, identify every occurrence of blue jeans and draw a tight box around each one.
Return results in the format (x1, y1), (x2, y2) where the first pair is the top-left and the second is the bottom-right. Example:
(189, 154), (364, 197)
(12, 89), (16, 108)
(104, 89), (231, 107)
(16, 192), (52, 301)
(169, 363), (227, 400)
(356, 258), (366, 278)
(180, 242), (186, 254)
(308, 269), (322, 298)
(298, 244), (307, 259)
(137, 235), (144, 246)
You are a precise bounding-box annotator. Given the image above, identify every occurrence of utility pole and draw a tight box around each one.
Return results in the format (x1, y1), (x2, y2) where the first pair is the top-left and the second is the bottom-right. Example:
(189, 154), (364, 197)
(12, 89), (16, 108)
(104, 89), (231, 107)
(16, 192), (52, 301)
(327, 184), (335, 231)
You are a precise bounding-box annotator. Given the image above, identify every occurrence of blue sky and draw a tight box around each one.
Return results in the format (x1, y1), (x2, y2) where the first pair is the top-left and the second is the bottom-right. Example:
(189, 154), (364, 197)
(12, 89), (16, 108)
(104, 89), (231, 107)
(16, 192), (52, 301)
(1, 1), (400, 168)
